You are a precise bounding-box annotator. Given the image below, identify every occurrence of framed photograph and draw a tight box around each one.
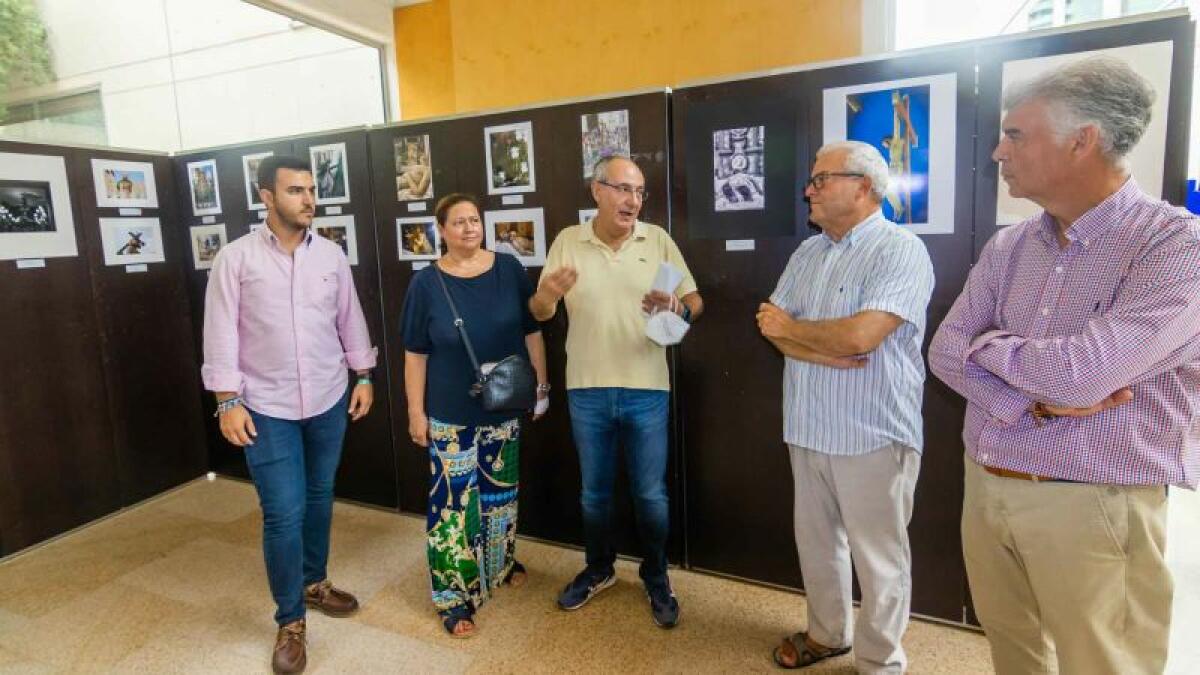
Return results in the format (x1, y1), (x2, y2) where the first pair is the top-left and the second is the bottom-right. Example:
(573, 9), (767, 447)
(310, 142), (351, 205)
(995, 41), (1172, 226)
(484, 208), (546, 267)
(578, 208), (598, 225)
(313, 214), (358, 266)
(99, 217), (166, 266)
(484, 121), (536, 195)
(190, 223), (228, 270)
(187, 159), (221, 216)
(397, 216), (440, 261)
(395, 135), (434, 201)
(581, 110), (631, 178)
(713, 127), (766, 212)
(91, 158), (158, 209)
(243, 152), (272, 211)
(0, 152), (77, 260)
(823, 72), (957, 235)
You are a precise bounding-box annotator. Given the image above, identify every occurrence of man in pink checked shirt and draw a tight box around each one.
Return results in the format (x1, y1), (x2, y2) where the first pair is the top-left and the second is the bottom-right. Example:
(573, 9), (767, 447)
(930, 57), (1200, 675)
(202, 154), (377, 675)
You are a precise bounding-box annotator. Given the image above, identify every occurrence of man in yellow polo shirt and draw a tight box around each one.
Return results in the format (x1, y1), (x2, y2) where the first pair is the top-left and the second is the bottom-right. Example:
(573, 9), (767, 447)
(530, 155), (703, 628)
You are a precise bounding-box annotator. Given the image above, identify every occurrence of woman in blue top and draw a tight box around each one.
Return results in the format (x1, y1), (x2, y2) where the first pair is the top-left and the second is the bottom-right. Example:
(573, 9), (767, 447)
(401, 193), (548, 638)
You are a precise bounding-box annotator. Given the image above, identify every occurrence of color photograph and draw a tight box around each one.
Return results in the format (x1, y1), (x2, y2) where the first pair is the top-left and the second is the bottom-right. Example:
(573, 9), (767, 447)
(713, 126), (766, 212)
(243, 151), (272, 210)
(91, 159), (158, 209)
(581, 109), (631, 178)
(397, 216), (440, 261)
(190, 223), (228, 270)
(310, 142), (351, 205)
(578, 208), (597, 225)
(187, 159), (221, 216)
(0, 180), (55, 233)
(99, 217), (166, 266)
(484, 122), (536, 195)
(313, 214), (358, 266)
(395, 135), (434, 201)
(484, 207), (546, 267)
(823, 72), (957, 235)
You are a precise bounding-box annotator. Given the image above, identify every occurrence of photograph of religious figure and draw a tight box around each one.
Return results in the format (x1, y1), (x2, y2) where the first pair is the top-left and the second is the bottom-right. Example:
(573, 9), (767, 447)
(823, 72), (957, 234)
(846, 86), (929, 225)
(99, 217), (166, 266)
(91, 159), (158, 209)
(243, 152), (272, 210)
(0, 180), (55, 233)
(395, 134), (434, 201)
(187, 159), (221, 216)
(581, 110), (631, 178)
(310, 142), (351, 205)
(313, 214), (358, 266)
(484, 207), (546, 267)
(484, 122), (536, 195)
(397, 216), (440, 261)
(190, 223), (228, 270)
(713, 126), (766, 212)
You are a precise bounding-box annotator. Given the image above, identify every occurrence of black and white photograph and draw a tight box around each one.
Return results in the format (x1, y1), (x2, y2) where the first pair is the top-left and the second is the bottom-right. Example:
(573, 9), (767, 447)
(313, 214), (358, 266)
(713, 126), (766, 212)
(578, 208), (597, 225)
(243, 152), (272, 210)
(395, 135), (434, 201)
(397, 216), (440, 261)
(99, 217), (166, 266)
(484, 121), (536, 195)
(581, 110), (630, 178)
(484, 207), (546, 267)
(0, 180), (55, 233)
(187, 159), (221, 216)
(0, 151), (78, 260)
(310, 142), (351, 205)
(190, 223), (228, 270)
(91, 158), (158, 209)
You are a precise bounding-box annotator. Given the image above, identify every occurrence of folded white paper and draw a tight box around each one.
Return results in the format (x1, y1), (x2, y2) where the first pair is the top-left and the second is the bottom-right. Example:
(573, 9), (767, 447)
(646, 308), (690, 346)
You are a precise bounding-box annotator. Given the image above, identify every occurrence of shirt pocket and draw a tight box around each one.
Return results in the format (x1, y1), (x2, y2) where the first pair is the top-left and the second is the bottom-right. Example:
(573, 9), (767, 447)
(305, 269), (340, 311)
(827, 283), (864, 318)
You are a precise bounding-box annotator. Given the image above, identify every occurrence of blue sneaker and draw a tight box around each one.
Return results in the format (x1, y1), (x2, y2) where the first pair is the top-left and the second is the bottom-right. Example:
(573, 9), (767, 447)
(645, 579), (679, 628)
(557, 568), (616, 610)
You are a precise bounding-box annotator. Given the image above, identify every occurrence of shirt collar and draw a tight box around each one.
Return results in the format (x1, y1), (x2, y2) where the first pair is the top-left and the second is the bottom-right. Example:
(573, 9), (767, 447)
(581, 218), (647, 244)
(1036, 177), (1140, 249)
(259, 221), (314, 248)
(821, 209), (884, 248)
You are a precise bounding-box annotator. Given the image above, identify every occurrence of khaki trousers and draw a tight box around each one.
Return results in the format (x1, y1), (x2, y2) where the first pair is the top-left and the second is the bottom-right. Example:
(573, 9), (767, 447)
(962, 455), (1172, 675)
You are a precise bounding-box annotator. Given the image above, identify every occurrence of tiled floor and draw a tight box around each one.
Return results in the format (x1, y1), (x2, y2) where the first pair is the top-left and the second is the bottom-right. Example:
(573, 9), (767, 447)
(0, 477), (994, 674)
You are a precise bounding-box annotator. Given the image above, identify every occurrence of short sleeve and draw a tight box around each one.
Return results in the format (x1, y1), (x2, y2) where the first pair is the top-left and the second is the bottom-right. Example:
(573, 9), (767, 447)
(662, 231), (698, 297)
(860, 234), (935, 328)
(400, 271), (432, 354)
(770, 248), (804, 310)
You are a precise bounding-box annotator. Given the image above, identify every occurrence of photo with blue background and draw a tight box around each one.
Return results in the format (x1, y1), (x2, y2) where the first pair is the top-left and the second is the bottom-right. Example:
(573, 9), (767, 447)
(846, 85), (930, 224)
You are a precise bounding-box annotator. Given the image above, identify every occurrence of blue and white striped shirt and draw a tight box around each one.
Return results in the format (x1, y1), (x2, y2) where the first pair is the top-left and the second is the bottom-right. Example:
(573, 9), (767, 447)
(770, 211), (935, 455)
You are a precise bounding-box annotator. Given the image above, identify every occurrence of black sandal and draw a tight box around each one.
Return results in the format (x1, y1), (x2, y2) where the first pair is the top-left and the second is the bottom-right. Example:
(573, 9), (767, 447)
(772, 631), (850, 669)
(502, 561), (527, 587)
(439, 605), (476, 639)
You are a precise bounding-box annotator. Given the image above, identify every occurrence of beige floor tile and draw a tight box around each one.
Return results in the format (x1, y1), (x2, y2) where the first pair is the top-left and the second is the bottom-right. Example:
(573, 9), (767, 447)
(0, 644), (58, 675)
(309, 615), (474, 674)
(116, 537), (269, 613)
(154, 477), (259, 524)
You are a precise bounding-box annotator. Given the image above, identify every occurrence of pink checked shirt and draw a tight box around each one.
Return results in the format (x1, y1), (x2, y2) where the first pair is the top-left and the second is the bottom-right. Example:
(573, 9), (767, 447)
(201, 226), (378, 420)
(930, 179), (1200, 487)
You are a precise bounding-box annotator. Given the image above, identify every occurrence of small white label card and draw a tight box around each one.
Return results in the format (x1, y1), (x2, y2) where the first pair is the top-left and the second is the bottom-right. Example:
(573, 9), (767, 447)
(125, 264), (148, 273)
(16, 259), (46, 269)
(202, 216), (216, 224)
(501, 195), (524, 206)
(407, 201), (427, 212)
(118, 208), (143, 217)
(412, 261), (430, 270)
(725, 239), (755, 251)
(325, 206), (343, 216)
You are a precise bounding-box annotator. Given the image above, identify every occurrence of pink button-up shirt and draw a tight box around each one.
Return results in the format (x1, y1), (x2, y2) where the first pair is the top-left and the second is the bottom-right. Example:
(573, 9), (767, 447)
(201, 225), (377, 420)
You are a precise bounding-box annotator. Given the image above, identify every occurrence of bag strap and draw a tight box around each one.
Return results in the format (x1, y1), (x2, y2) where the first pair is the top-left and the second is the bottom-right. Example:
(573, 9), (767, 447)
(433, 265), (485, 380)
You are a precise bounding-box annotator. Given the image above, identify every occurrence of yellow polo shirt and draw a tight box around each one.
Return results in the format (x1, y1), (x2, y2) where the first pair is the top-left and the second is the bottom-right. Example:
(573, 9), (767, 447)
(541, 220), (697, 391)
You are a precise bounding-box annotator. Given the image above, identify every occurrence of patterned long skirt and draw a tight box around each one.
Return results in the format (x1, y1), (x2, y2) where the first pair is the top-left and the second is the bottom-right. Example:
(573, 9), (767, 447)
(426, 417), (520, 614)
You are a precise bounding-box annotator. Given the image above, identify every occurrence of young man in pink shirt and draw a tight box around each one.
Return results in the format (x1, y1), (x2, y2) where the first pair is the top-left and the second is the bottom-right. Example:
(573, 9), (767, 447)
(202, 154), (377, 674)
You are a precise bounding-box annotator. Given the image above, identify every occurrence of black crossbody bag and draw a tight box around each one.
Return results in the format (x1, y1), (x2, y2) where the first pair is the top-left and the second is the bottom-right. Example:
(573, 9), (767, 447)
(434, 265), (537, 413)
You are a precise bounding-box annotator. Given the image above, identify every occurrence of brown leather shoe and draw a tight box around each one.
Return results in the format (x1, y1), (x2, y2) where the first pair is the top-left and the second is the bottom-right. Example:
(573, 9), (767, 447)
(272, 619), (306, 674)
(304, 579), (359, 617)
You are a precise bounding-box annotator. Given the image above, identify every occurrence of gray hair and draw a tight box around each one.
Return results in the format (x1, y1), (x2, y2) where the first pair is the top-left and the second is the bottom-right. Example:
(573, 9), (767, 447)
(591, 154), (631, 183)
(1003, 55), (1155, 162)
(816, 140), (888, 202)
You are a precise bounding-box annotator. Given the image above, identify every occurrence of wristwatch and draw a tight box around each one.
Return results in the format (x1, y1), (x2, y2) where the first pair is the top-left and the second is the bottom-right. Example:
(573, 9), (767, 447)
(1030, 402), (1056, 427)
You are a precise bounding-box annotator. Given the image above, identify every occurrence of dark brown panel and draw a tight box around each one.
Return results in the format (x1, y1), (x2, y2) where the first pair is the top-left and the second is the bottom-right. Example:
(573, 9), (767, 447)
(0, 141), (120, 555)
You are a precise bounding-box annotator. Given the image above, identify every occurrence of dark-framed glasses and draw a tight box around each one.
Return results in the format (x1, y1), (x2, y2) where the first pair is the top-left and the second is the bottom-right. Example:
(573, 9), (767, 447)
(805, 172), (865, 191)
(597, 180), (649, 201)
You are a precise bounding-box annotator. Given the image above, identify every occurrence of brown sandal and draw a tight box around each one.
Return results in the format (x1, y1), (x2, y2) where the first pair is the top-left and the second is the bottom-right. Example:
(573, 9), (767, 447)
(772, 631), (850, 669)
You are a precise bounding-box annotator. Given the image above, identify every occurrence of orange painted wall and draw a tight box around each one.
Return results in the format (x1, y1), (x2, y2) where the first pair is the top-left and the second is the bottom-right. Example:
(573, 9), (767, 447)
(395, 0), (862, 119)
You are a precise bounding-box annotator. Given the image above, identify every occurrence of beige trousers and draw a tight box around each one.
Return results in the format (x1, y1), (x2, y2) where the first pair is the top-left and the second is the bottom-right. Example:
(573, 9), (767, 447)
(962, 455), (1173, 675)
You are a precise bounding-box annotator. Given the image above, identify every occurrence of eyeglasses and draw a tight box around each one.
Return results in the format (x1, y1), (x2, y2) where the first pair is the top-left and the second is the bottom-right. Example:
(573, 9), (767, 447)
(805, 172), (865, 191)
(597, 180), (649, 201)
(447, 216), (481, 228)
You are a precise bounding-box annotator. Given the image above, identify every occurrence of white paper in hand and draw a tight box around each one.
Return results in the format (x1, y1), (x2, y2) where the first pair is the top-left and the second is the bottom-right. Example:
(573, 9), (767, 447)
(645, 261), (690, 346)
(651, 262), (684, 295)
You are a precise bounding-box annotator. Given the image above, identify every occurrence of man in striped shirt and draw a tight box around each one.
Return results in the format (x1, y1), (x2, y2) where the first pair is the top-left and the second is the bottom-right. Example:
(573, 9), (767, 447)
(757, 140), (934, 673)
(929, 57), (1200, 674)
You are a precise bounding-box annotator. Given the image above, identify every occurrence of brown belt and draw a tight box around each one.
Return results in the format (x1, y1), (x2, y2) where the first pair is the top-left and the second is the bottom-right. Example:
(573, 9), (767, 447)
(982, 465), (1070, 483)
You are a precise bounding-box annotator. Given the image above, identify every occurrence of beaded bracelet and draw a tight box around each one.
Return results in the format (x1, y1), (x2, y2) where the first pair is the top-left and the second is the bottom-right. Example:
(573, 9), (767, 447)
(214, 396), (244, 417)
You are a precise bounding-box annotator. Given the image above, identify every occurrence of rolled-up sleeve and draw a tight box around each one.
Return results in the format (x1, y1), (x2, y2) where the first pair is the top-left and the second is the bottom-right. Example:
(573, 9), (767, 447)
(335, 257), (378, 371)
(201, 248), (246, 393)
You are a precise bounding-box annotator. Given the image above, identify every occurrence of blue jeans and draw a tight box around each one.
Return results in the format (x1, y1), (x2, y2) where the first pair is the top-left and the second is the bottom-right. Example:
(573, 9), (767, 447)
(244, 391), (349, 625)
(567, 387), (670, 586)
